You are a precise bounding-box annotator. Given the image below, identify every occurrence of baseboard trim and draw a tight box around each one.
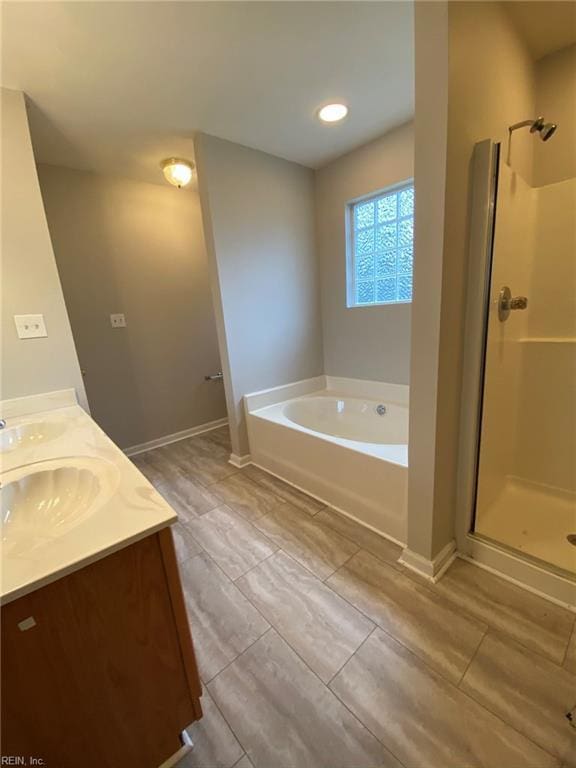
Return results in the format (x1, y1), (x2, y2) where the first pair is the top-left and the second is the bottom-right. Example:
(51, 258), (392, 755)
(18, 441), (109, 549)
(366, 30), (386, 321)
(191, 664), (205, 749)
(457, 552), (576, 613)
(124, 418), (228, 457)
(229, 452), (252, 468)
(461, 535), (576, 612)
(399, 539), (457, 583)
(158, 731), (193, 768)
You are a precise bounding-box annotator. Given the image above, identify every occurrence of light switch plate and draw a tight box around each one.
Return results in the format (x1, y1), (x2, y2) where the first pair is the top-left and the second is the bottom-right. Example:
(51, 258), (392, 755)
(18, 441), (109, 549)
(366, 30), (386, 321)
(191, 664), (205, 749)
(14, 314), (48, 339)
(110, 313), (127, 328)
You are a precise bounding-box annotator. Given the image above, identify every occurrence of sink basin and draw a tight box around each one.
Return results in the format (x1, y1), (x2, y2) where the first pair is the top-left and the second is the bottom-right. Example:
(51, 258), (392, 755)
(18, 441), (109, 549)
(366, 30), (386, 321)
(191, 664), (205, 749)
(0, 421), (66, 453)
(1, 457), (120, 555)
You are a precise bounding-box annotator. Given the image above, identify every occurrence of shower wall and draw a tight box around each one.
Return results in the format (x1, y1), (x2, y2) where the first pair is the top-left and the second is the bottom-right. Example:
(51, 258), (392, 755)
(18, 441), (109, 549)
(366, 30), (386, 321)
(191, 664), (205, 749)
(477, 167), (576, 508)
(514, 177), (576, 494)
(520, 43), (576, 497)
(533, 44), (576, 186)
(460, 10), (576, 572)
(475, 144), (575, 573)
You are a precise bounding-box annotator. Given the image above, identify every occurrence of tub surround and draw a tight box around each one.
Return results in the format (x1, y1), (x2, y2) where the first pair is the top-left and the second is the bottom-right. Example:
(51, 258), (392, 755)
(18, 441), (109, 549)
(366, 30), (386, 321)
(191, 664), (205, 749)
(244, 375), (409, 414)
(245, 377), (409, 545)
(325, 376), (409, 406)
(243, 375), (326, 414)
(0, 389), (178, 604)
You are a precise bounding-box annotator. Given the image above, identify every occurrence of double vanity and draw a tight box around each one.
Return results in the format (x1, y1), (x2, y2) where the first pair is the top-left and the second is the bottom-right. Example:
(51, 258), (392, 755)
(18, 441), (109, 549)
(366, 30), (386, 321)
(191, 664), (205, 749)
(0, 390), (202, 768)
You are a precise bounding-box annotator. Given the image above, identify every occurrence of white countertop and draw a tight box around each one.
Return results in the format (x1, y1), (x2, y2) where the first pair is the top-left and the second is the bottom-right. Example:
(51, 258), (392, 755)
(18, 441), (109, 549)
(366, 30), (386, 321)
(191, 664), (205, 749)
(0, 390), (177, 605)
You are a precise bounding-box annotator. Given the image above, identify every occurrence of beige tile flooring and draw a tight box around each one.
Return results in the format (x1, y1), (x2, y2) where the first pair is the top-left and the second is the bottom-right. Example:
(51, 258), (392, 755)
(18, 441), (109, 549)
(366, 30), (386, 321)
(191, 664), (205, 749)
(132, 427), (576, 768)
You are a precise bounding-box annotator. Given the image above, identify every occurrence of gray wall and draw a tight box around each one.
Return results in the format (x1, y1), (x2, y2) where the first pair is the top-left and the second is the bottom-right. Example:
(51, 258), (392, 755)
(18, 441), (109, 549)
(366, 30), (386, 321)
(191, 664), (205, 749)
(195, 133), (323, 457)
(1, 88), (87, 408)
(407, 0), (539, 563)
(406, 0), (450, 561)
(37, 164), (226, 449)
(315, 123), (414, 383)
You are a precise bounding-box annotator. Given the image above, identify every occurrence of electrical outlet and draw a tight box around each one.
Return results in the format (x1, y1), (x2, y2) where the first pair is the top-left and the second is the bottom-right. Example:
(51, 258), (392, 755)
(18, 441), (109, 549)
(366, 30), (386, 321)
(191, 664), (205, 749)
(14, 314), (48, 339)
(110, 313), (127, 328)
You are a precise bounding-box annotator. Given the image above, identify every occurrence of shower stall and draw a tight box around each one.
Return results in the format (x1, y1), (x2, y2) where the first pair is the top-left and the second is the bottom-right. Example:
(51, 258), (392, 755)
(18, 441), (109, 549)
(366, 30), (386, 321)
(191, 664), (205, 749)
(457, 124), (575, 608)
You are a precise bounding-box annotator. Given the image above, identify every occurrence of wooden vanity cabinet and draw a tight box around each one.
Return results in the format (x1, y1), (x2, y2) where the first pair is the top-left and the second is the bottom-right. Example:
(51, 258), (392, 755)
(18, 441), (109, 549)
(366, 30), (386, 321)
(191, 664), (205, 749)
(1, 528), (202, 768)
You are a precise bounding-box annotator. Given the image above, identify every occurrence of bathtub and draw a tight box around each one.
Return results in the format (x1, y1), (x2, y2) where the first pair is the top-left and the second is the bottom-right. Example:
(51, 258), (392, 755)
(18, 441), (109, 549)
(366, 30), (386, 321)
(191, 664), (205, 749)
(245, 377), (408, 544)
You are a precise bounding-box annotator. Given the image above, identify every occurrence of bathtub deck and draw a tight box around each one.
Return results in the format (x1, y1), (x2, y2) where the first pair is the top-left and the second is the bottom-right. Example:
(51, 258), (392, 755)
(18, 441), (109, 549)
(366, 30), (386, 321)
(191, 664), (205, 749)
(132, 426), (576, 768)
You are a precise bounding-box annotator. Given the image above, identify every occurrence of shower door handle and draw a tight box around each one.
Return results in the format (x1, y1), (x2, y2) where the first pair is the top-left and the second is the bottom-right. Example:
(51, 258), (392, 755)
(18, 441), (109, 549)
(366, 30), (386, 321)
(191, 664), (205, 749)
(498, 286), (528, 321)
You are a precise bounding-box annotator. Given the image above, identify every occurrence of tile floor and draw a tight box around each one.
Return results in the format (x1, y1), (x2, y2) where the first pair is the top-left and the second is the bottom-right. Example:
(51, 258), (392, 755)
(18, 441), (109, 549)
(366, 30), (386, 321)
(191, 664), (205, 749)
(132, 427), (576, 768)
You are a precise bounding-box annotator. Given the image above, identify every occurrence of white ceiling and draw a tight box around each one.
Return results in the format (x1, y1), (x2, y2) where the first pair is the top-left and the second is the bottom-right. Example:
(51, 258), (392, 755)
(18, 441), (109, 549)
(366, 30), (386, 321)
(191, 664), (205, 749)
(2, 1), (414, 186)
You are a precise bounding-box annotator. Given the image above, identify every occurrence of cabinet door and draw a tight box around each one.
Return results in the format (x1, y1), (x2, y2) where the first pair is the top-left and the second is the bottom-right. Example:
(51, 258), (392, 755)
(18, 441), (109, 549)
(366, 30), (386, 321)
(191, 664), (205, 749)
(2, 533), (196, 768)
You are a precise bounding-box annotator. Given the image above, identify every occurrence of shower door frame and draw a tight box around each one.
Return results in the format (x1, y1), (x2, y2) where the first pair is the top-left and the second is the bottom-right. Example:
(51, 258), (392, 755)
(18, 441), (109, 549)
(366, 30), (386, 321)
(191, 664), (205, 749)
(455, 139), (576, 610)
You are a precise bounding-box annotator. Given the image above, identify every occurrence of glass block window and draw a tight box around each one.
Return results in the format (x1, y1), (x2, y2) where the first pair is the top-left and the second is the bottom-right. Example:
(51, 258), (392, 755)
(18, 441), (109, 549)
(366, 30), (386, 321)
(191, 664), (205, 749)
(347, 182), (414, 306)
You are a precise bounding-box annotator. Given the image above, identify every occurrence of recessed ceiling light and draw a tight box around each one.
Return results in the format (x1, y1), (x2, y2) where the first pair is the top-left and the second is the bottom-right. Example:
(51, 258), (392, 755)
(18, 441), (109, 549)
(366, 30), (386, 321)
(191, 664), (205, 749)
(318, 103), (349, 123)
(160, 158), (194, 188)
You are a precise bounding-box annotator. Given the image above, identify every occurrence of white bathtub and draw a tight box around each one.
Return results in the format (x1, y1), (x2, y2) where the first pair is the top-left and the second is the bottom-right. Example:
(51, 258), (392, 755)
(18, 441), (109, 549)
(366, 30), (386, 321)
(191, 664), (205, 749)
(245, 377), (408, 544)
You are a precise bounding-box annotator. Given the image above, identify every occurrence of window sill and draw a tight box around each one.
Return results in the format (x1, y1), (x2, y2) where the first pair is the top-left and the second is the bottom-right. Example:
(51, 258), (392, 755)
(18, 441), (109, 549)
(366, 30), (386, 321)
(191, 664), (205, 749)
(346, 300), (412, 309)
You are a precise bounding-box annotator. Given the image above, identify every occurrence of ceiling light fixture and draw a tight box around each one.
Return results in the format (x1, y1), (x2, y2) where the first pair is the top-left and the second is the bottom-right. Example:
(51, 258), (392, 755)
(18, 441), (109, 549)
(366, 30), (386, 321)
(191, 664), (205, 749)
(161, 158), (194, 188)
(317, 103), (349, 124)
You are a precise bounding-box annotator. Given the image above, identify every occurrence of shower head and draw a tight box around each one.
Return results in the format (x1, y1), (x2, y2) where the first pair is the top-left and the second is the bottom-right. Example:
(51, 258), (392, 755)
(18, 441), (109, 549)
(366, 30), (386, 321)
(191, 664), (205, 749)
(539, 122), (557, 141)
(529, 116), (558, 141)
(509, 116), (558, 141)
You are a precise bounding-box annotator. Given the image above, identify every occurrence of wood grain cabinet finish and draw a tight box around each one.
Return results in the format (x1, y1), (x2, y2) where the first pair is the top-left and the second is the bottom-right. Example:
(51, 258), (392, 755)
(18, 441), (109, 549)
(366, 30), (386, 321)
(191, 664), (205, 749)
(1, 528), (203, 768)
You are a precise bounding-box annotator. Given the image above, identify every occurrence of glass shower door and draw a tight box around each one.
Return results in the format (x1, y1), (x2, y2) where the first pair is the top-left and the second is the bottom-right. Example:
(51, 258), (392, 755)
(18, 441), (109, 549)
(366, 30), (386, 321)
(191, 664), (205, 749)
(473, 150), (576, 576)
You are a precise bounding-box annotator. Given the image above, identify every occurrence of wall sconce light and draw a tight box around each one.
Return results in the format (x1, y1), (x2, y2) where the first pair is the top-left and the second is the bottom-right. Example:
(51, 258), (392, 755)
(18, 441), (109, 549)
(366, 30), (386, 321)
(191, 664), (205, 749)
(160, 158), (194, 188)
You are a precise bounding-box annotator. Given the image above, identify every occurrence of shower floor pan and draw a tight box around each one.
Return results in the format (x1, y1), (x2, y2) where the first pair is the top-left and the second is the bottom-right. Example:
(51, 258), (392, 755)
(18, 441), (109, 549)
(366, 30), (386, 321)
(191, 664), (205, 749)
(476, 476), (576, 576)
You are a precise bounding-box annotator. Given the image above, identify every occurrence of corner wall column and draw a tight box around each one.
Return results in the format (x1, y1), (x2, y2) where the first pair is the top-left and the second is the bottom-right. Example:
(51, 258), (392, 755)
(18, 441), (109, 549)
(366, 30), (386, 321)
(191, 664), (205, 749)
(401, 1), (456, 580)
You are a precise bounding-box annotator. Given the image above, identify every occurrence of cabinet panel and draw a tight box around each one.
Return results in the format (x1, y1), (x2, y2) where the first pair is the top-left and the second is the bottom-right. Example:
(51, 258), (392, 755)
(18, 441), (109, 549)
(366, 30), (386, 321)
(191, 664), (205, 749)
(1, 532), (198, 768)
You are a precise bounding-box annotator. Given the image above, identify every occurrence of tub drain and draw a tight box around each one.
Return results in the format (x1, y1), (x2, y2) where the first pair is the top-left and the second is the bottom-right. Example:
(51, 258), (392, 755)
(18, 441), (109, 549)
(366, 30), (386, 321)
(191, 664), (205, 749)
(567, 534), (576, 547)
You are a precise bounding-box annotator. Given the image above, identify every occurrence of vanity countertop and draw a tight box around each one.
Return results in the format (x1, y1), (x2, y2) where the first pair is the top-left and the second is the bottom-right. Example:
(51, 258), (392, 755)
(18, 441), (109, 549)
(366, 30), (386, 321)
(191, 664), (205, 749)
(0, 390), (177, 605)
